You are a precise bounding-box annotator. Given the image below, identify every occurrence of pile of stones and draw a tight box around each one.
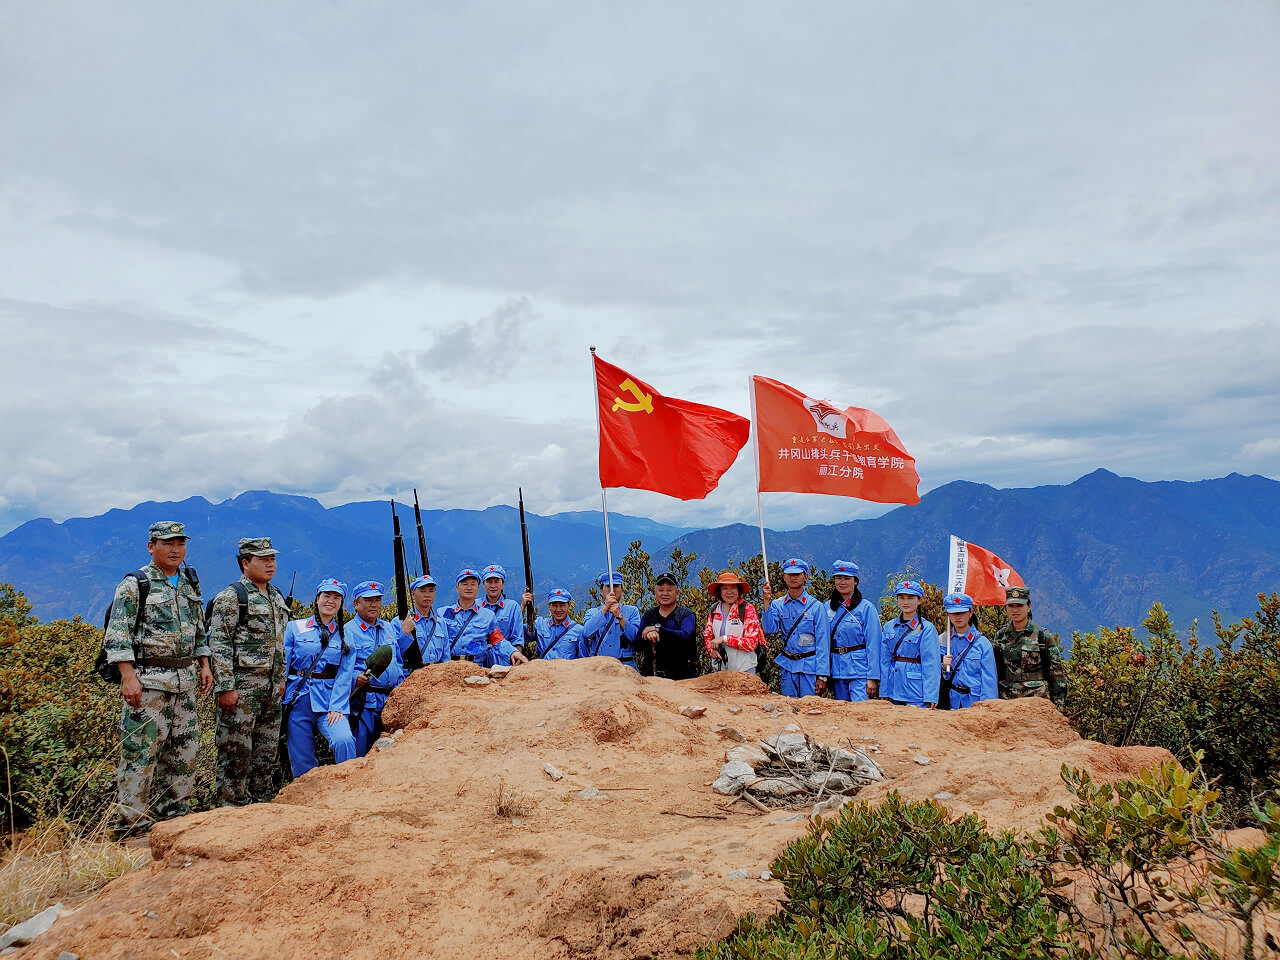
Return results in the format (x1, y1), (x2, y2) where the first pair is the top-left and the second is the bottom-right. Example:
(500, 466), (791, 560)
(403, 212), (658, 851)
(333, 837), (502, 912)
(712, 732), (885, 809)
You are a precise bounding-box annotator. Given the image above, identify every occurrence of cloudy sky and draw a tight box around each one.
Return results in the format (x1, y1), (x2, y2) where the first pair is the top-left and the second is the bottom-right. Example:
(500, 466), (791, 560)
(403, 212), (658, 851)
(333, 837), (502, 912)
(2, 1), (1277, 536)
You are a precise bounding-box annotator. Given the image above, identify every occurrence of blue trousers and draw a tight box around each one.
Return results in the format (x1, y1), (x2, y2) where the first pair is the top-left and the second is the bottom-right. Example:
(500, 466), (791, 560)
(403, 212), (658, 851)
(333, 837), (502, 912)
(779, 670), (817, 698)
(353, 708), (384, 757)
(287, 706), (357, 777)
(832, 678), (871, 702)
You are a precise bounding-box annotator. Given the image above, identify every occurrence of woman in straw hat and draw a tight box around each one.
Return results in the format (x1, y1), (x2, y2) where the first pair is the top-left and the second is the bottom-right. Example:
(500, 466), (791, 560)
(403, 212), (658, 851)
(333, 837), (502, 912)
(703, 570), (763, 674)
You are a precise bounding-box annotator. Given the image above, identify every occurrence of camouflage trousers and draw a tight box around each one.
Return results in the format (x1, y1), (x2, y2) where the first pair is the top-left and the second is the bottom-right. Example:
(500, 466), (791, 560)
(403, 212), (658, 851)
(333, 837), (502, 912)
(215, 671), (283, 806)
(114, 686), (200, 831)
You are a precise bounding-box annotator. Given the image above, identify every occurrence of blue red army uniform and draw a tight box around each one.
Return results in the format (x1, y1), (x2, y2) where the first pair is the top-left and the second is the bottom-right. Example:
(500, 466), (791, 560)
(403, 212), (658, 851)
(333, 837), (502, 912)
(761, 558), (830, 698)
(282, 578), (359, 776)
(579, 572), (642, 668)
(880, 580), (942, 708)
(480, 564), (525, 667)
(940, 592), (998, 709)
(347, 580), (407, 755)
(440, 568), (519, 668)
(825, 560), (883, 702)
(392, 574), (449, 669)
(525, 588), (583, 659)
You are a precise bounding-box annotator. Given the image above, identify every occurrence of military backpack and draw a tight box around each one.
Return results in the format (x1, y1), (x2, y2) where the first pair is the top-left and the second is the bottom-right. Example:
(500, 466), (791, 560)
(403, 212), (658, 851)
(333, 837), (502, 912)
(94, 565), (202, 684)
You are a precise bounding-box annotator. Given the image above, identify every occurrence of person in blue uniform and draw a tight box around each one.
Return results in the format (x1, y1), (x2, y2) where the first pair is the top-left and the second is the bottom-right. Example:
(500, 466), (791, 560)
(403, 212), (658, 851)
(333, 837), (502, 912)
(880, 580), (941, 708)
(479, 564), (529, 666)
(760, 558), (830, 698)
(282, 578), (359, 777)
(347, 580), (407, 755)
(579, 572), (641, 668)
(826, 560), (883, 702)
(394, 574), (449, 670)
(440, 568), (519, 667)
(940, 593), (998, 709)
(524, 588), (582, 659)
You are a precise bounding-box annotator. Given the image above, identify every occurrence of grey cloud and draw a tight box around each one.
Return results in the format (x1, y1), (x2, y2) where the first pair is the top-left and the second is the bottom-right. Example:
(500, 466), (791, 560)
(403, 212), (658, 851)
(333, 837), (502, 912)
(421, 298), (535, 377)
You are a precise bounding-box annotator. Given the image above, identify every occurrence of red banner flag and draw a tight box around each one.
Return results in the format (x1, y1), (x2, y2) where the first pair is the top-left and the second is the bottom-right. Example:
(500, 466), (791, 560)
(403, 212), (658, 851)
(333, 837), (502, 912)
(595, 355), (750, 500)
(751, 376), (920, 505)
(946, 535), (1025, 605)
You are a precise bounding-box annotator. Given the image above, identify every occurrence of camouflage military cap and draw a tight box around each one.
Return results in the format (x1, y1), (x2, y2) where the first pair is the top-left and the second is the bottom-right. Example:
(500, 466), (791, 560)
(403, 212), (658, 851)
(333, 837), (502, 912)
(148, 520), (188, 540)
(237, 537), (279, 556)
(1005, 586), (1031, 604)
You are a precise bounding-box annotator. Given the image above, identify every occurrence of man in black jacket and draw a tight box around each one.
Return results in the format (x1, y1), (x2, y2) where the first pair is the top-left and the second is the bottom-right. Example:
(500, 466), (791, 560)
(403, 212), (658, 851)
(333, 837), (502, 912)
(639, 573), (699, 679)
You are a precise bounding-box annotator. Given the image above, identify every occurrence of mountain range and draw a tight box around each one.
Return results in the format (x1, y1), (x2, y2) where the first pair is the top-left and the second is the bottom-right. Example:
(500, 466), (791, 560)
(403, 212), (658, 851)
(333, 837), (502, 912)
(2, 470), (1277, 646)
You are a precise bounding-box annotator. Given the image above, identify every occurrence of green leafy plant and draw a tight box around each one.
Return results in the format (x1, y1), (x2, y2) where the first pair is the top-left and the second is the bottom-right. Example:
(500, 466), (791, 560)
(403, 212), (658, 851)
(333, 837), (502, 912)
(699, 759), (1280, 960)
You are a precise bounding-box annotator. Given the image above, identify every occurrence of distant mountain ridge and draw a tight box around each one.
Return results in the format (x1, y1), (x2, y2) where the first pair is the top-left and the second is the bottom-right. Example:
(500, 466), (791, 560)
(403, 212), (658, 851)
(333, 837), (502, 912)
(0, 493), (689, 624)
(2, 471), (1277, 644)
(656, 470), (1280, 643)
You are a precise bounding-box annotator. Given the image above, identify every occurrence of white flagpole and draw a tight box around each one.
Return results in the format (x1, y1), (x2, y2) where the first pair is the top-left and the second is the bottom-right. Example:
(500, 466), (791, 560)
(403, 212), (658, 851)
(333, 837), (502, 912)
(602, 490), (615, 582)
(946, 535), (962, 657)
(589, 347), (616, 583)
(749, 376), (769, 582)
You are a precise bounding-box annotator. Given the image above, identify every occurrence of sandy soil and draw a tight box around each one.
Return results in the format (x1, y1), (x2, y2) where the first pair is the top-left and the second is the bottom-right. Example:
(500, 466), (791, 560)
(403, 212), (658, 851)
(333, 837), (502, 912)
(23, 657), (1173, 960)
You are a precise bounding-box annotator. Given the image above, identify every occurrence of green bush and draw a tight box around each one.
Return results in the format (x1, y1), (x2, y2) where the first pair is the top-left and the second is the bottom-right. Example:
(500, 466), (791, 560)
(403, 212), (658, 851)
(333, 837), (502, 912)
(0, 614), (119, 826)
(0, 591), (220, 829)
(1065, 595), (1280, 822)
(699, 760), (1280, 960)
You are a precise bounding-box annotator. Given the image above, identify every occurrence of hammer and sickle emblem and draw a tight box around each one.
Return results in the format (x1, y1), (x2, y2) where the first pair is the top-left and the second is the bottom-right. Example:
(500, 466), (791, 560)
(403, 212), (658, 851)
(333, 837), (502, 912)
(611, 379), (654, 414)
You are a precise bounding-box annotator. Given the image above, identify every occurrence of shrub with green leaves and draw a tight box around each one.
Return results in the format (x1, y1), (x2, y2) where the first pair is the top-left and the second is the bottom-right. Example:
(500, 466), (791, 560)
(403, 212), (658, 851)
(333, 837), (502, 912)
(0, 586), (219, 828)
(701, 793), (1078, 960)
(1066, 595), (1280, 822)
(0, 613), (120, 825)
(699, 760), (1280, 960)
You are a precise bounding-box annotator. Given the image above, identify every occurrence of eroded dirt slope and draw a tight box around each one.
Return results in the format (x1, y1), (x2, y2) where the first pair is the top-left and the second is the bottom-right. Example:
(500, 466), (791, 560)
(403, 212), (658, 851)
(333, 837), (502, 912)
(26, 658), (1171, 959)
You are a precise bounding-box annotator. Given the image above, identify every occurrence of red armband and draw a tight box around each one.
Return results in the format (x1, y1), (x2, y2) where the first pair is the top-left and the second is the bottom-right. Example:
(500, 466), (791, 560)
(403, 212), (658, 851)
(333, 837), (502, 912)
(488, 628), (504, 646)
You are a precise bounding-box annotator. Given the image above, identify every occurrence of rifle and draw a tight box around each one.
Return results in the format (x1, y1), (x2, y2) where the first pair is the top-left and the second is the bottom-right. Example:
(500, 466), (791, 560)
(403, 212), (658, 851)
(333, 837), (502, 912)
(519, 488), (535, 633)
(413, 488), (430, 576)
(284, 571), (297, 611)
(391, 500), (409, 623)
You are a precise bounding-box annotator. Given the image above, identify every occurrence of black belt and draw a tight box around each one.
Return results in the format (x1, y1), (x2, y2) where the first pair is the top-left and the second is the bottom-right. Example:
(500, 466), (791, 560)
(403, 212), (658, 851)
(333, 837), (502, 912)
(136, 656), (193, 669)
(893, 656), (921, 664)
(290, 665), (338, 680)
(782, 649), (816, 660)
(950, 683), (971, 695)
(832, 643), (867, 654)
(451, 654), (477, 662)
(366, 683), (393, 694)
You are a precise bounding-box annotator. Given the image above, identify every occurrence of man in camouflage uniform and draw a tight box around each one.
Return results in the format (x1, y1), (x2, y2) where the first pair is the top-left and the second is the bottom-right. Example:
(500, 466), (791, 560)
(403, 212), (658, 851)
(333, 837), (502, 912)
(208, 537), (291, 806)
(104, 521), (213, 838)
(992, 585), (1066, 708)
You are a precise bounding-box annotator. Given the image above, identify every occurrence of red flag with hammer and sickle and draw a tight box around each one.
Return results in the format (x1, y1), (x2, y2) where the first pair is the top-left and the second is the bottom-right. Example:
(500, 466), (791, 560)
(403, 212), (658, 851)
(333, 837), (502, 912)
(752, 375), (920, 505)
(594, 355), (750, 500)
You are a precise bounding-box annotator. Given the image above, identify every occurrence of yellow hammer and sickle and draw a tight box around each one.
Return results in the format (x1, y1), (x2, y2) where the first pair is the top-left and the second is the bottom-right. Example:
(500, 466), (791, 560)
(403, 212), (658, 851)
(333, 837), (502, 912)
(611, 379), (654, 414)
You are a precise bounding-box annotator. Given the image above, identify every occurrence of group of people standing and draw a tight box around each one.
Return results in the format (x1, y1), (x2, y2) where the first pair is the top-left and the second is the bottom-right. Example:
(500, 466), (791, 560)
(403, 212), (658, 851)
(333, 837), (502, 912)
(696, 557), (1064, 711)
(101, 523), (1066, 839)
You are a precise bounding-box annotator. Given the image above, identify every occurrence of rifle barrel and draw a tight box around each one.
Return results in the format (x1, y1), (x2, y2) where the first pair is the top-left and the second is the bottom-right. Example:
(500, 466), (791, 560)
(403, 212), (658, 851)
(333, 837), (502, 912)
(392, 499), (409, 622)
(413, 488), (430, 575)
(519, 488), (535, 630)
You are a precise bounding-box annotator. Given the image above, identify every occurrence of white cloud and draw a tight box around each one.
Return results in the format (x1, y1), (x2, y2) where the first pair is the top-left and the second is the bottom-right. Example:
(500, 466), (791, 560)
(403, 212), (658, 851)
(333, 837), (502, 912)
(1242, 438), (1280, 459)
(0, 1), (1277, 534)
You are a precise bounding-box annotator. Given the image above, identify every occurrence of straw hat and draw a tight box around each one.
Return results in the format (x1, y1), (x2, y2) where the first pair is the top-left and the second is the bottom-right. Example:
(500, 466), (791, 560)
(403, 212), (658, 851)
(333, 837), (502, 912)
(707, 569), (750, 598)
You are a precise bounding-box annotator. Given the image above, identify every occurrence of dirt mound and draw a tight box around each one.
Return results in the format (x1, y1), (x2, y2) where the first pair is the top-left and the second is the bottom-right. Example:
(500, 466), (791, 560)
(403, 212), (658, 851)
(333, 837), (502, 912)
(681, 670), (769, 695)
(25, 658), (1173, 960)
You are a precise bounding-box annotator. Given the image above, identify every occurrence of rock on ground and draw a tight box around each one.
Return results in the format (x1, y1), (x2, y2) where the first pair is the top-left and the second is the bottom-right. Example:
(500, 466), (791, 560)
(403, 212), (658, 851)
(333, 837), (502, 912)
(0, 904), (63, 949)
(21, 659), (1171, 960)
